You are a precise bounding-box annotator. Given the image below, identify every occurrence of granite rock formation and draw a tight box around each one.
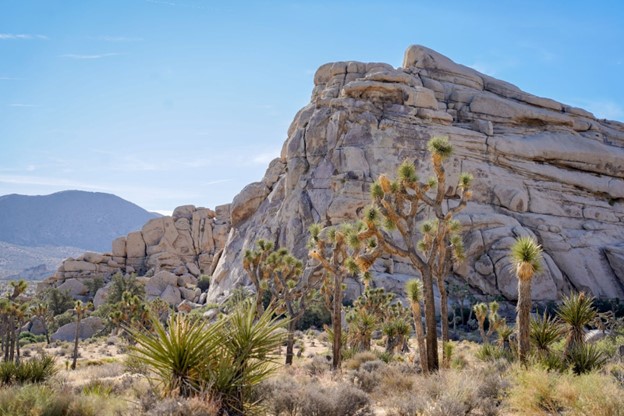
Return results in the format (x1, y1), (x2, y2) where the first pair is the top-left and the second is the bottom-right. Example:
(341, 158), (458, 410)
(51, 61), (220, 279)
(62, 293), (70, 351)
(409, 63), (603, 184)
(206, 45), (624, 303)
(45, 45), (624, 306)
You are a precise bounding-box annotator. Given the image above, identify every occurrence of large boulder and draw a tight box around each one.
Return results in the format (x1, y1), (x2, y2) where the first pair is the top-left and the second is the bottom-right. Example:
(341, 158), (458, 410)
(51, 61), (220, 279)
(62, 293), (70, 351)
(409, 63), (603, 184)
(51, 317), (104, 342)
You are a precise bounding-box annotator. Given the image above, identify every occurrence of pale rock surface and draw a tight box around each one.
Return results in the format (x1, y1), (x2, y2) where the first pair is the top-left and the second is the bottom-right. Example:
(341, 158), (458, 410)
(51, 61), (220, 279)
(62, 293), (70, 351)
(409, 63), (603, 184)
(51, 317), (104, 341)
(205, 44), (624, 304)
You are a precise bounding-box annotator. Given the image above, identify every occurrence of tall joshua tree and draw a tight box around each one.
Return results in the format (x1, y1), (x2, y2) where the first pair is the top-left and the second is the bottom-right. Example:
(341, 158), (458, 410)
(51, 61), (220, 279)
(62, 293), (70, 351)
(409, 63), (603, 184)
(510, 236), (543, 363)
(356, 137), (472, 371)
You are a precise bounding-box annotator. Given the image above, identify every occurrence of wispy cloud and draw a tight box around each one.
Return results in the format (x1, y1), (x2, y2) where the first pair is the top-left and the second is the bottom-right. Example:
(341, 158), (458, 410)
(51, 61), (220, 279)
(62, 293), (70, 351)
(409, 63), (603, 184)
(0, 76), (25, 81)
(60, 53), (122, 60)
(0, 33), (48, 40)
(9, 103), (39, 108)
(94, 36), (143, 42)
(468, 62), (499, 76)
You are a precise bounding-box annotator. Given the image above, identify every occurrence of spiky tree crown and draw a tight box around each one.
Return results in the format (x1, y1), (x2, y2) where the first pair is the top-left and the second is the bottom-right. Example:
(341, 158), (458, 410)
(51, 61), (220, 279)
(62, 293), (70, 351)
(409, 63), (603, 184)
(427, 136), (453, 160)
(510, 236), (543, 281)
(405, 279), (424, 304)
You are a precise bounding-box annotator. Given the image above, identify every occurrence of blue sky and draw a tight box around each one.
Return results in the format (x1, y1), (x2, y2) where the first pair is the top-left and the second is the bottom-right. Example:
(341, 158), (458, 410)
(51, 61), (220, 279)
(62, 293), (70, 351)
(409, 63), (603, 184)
(1, 0), (622, 214)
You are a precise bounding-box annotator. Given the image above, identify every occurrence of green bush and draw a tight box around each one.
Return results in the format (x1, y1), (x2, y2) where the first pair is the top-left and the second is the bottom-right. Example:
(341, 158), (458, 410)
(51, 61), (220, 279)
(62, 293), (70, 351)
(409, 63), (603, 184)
(0, 354), (57, 385)
(566, 344), (608, 375)
(18, 332), (46, 347)
(197, 275), (211, 292)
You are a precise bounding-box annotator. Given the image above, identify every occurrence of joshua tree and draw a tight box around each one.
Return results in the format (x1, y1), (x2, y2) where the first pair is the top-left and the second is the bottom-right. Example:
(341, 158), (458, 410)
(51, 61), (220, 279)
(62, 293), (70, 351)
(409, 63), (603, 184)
(244, 240), (317, 365)
(71, 300), (92, 370)
(355, 137), (472, 371)
(308, 222), (374, 370)
(243, 239), (275, 318)
(473, 301), (506, 345)
(346, 288), (394, 352)
(405, 279), (428, 373)
(30, 303), (52, 344)
(557, 292), (597, 357)
(510, 236), (543, 363)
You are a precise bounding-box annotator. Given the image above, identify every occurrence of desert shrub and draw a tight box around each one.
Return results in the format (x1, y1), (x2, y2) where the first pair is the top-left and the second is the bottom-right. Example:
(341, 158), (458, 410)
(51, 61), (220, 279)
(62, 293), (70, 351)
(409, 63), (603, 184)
(344, 351), (381, 371)
(295, 296), (331, 331)
(85, 277), (105, 297)
(566, 343), (608, 375)
(476, 343), (513, 362)
(42, 287), (74, 315)
(506, 367), (624, 415)
(18, 332), (46, 346)
(107, 273), (145, 304)
(197, 275), (211, 292)
(303, 355), (331, 376)
(81, 379), (115, 397)
(259, 373), (303, 416)
(0, 384), (122, 416)
(0, 354), (56, 385)
(299, 383), (371, 416)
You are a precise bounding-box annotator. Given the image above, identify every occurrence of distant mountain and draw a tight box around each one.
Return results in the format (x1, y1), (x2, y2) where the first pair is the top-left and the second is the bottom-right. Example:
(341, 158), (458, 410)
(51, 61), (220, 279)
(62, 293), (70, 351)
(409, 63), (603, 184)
(0, 241), (86, 280)
(0, 190), (159, 252)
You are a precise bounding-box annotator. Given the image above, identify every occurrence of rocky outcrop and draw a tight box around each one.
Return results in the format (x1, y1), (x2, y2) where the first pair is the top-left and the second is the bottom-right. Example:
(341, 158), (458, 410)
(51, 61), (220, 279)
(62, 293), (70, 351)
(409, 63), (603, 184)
(44, 45), (624, 306)
(205, 45), (624, 303)
(42, 205), (230, 306)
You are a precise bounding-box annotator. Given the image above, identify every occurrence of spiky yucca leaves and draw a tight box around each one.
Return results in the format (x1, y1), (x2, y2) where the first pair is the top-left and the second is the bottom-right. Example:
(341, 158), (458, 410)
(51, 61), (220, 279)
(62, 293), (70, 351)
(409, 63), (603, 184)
(405, 279), (428, 373)
(566, 343), (607, 375)
(129, 302), (284, 414)
(364, 136), (473, 371)
(308, 222), (379, 370)
(530, 312), (563, 354)
(557, 292), (597, 356)
(510, 236), (543, 364)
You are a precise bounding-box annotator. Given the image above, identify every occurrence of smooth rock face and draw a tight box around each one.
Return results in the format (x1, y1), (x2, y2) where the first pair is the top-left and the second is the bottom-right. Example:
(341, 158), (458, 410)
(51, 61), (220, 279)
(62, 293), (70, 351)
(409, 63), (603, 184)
(205, 44), (624, 303)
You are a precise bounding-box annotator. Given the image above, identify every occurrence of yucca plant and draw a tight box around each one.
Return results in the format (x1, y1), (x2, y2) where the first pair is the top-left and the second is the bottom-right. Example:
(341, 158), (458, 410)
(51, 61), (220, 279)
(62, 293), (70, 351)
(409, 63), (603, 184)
(557, 292), (597, 356)
(566, 343), (607, 375)
(129, 301), (284, 415)
(530, 312), (562, 354)
(129, 312), (224, 397)
(510, 236), (543, 363)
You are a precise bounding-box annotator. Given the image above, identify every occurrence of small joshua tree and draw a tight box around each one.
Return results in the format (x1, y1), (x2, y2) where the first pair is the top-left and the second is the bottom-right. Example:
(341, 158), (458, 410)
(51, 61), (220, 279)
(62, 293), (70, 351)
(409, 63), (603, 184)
(510, 236), (543, 363)
(308, 222), (373, 370)
(71, 300), (92, 370)
(243, 239), (275, 318)
(557, 292), (597, 357)
(473, 301), (505, 345)
(244, 240), (317, 365)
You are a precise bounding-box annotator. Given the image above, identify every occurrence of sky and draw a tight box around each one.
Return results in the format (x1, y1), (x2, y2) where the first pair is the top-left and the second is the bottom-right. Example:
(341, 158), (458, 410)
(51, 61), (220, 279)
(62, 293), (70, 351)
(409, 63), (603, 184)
(1, 0), (623, 215)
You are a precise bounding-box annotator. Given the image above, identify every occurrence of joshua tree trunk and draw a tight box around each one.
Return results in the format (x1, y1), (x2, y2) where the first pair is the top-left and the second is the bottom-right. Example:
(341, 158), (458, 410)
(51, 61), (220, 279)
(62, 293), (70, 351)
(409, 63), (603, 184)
(517, 277), (532, 363)
(410, 302), (428, 374)
(437, 273), (449, 365)
(422, 270), (439, 371)
(285, 318), (296, 365)
(71, 315), (81, 370)
(332, 273), (343, 370)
